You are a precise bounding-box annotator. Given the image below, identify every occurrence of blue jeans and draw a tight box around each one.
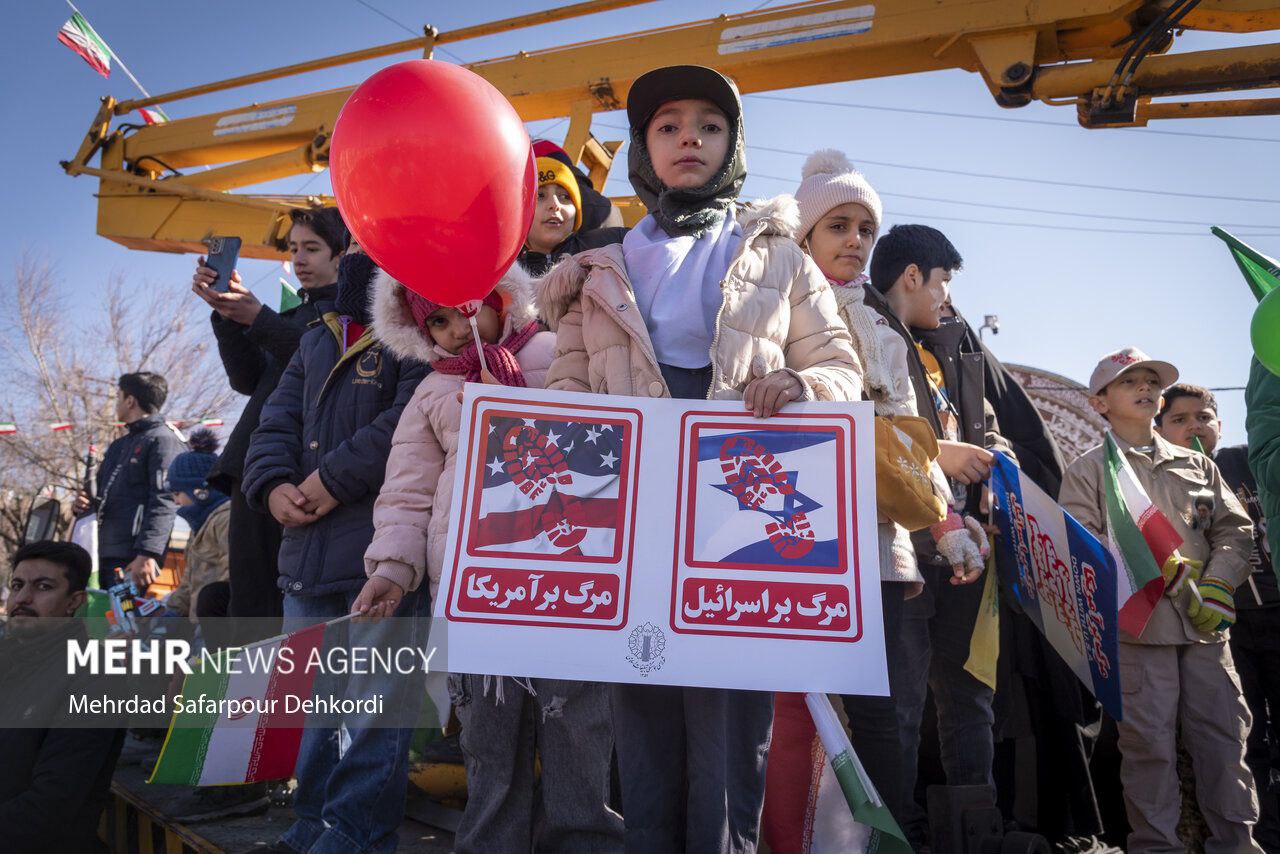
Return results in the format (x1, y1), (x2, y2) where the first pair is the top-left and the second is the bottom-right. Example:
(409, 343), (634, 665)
(279, 587), (429, 854)
(895, 564), (995, 847)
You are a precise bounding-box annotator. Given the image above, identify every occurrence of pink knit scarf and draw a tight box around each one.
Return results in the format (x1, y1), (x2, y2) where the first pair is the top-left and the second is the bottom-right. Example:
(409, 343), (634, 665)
(432, 321), (540, 387)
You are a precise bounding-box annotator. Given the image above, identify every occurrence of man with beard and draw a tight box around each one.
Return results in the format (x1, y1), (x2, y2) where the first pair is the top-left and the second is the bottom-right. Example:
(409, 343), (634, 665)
(0, 541), (124, 854)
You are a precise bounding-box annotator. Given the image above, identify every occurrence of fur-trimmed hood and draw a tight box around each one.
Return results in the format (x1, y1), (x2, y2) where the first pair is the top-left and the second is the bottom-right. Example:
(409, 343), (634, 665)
(371, 261), (541, 364)
(737, 193), (801, 241)
(536, 194), (802, 330)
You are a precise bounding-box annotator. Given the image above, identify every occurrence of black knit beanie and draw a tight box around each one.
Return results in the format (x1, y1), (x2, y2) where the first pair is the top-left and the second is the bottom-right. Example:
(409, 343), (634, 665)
(334, 252), (377, 325)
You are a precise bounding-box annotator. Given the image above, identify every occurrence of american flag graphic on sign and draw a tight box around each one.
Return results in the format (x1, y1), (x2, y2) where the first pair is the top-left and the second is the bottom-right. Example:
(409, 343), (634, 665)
(468, 414), (629, 559)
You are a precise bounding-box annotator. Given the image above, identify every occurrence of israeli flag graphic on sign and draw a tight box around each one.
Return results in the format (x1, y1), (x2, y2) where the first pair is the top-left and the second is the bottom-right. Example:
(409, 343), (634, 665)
(691, 428), (841, 568)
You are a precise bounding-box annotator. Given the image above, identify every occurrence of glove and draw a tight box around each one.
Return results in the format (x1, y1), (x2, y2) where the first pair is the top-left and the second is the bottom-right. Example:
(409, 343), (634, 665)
(1185, 576), (1236, 634)
(931, 511), (989, 581)
(1161, 554), (1203, 597)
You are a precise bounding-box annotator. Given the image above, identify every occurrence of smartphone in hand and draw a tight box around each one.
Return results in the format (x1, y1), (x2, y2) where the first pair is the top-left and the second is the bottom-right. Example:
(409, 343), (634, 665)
(204, 236), (242, 293)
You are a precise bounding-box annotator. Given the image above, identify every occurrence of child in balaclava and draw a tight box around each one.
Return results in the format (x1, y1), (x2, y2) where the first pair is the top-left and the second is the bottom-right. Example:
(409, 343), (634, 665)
(359, 261), (623, 853)
(538, 65), (864, 853)
(164, 428), (230, 620)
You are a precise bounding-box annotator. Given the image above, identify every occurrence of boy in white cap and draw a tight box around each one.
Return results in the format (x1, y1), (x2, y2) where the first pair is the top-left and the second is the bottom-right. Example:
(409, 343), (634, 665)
(1059, 347), (1262, 853)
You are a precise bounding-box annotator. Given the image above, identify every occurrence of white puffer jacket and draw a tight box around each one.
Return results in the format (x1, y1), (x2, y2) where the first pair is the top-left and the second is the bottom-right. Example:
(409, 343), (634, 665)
(538, 195), (864, 404)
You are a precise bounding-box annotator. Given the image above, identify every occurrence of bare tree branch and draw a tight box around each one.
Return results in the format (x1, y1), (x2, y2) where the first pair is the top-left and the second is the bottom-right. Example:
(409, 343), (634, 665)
(0, 254), (243, 562)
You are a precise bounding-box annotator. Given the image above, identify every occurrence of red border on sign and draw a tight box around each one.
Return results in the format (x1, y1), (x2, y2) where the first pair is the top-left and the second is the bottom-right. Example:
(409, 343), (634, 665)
(445, 396), (641, 631)
(681, 420), (849, 574)
(668, 410), (863, 643)
(465, 409), (632, 565)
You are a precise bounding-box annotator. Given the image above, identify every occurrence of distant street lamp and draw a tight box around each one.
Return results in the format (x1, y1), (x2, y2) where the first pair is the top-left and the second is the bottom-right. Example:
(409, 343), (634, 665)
(979, 315), (1000, 341)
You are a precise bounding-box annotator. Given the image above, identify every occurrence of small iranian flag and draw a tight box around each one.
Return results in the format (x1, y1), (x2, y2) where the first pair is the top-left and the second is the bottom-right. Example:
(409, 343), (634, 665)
(57, 12), (112, 78)
(0, 423), (16, 435)
(139, 107), (169, 125)
(1104, 432), (1183, 637)
(149, 622), (327, 785)
(200, 418), (224, 427)
(50, 422), (73, 432)
(762, 693), (911, 854)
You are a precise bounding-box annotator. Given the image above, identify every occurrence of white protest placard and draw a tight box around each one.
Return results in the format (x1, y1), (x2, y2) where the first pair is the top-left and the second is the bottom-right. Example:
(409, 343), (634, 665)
(436, 385), (885, 695)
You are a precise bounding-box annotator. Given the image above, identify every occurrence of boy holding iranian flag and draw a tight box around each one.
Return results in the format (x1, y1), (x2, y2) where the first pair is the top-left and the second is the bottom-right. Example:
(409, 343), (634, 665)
(1059, 347), (1261, 853)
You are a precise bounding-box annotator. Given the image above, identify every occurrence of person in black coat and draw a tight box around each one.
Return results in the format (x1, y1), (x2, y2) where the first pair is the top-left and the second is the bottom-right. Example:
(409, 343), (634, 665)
(928, 304), (1104, 843)
(191, 207), (346, 639)
(74, 372), (184, 588)
(242, 250), (426, 598)
(240, 251), (428, 854)
(0, 541), (124, 854)
(518, 140), (627, 277)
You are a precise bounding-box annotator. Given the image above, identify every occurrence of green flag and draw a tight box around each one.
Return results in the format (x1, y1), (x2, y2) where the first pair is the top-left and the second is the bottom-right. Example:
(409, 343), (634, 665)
(75, 588), (112, 640)
(806, 693), (913, 853)
(280, 278), (302, 312)
(1211, 227), (1280, 304)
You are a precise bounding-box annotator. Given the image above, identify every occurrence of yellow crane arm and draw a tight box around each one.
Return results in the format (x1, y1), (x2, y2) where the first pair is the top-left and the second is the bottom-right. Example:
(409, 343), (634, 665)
(62, 0), (1280, 259)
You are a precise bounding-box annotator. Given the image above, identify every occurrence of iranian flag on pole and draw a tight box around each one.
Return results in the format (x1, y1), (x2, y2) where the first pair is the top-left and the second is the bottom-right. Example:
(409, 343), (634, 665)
(57, 12), (112, 78)
(0, 423), (15, 435)
(138, 107), (169, 125)
(50, 422), (73, 432)
(149, 622), (327, 785)
(1104, 432), (1183, 637)
(762, 693), (911, 854)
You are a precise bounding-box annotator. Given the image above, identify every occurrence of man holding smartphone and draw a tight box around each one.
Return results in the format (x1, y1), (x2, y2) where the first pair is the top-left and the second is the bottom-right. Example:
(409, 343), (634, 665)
(191, 207), (346, 644)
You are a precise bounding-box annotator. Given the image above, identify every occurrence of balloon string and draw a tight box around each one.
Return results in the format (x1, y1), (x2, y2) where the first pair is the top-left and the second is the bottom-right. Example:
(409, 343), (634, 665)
(469, 314), (489, 376)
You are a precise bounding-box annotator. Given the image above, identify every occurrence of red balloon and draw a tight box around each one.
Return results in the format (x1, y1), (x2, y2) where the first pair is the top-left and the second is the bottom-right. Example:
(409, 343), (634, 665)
(330, 60), (536, 307)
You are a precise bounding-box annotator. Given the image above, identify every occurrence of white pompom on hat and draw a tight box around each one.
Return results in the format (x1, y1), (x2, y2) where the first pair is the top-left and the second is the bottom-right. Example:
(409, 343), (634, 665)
(793, 149), (883, 244)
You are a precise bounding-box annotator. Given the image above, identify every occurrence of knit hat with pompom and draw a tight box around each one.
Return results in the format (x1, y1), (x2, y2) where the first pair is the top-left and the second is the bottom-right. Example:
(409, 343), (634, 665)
(793, 149), (882, 244)
(166, 428), (220, 496)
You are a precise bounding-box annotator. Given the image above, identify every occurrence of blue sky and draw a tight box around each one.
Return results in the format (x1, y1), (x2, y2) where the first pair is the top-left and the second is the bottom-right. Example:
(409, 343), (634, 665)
(5, 1), (1278, 444)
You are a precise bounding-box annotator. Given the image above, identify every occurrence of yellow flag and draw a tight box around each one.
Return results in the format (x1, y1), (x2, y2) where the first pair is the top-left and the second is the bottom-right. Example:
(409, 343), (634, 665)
(964, 545), (1000, 691)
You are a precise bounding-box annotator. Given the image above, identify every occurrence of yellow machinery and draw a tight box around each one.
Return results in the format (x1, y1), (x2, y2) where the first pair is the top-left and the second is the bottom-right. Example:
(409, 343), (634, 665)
(62, 0), (1280, 260)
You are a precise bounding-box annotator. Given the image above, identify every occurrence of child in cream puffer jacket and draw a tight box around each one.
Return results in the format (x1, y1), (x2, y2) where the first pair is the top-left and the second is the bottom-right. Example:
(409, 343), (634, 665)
(791, 149), (987, 825)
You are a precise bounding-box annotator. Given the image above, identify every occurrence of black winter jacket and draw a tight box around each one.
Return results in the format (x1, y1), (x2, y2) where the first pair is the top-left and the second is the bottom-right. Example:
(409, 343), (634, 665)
(242, 318), (426, 596)
(94, 414), (185, 560)
(955, 312), (1066, 498)
(207, 285), (338, 492)
(0, 621), (124, 853)
(518, 159), (627, 277)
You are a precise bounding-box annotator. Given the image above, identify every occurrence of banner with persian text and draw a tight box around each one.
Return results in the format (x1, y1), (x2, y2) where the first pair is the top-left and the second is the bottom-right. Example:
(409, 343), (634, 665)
(436, 385), (885, 695)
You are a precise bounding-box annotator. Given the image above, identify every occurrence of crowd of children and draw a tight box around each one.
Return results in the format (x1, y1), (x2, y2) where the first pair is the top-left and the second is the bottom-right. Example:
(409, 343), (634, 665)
(143, 63), (1278, 854)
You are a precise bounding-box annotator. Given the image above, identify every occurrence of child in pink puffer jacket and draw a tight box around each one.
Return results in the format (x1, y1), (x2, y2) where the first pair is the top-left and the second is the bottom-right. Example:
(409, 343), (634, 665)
(358, 263), (553, 603)
(356, 261), (623, 854)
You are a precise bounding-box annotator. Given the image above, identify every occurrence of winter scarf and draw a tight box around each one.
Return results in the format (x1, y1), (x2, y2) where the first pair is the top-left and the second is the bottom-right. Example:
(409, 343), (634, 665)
(826, 274), (905, 416)
(431, 320), (541, 387)
(334, 252), (378, 324)
(627, 115), (747, 238)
